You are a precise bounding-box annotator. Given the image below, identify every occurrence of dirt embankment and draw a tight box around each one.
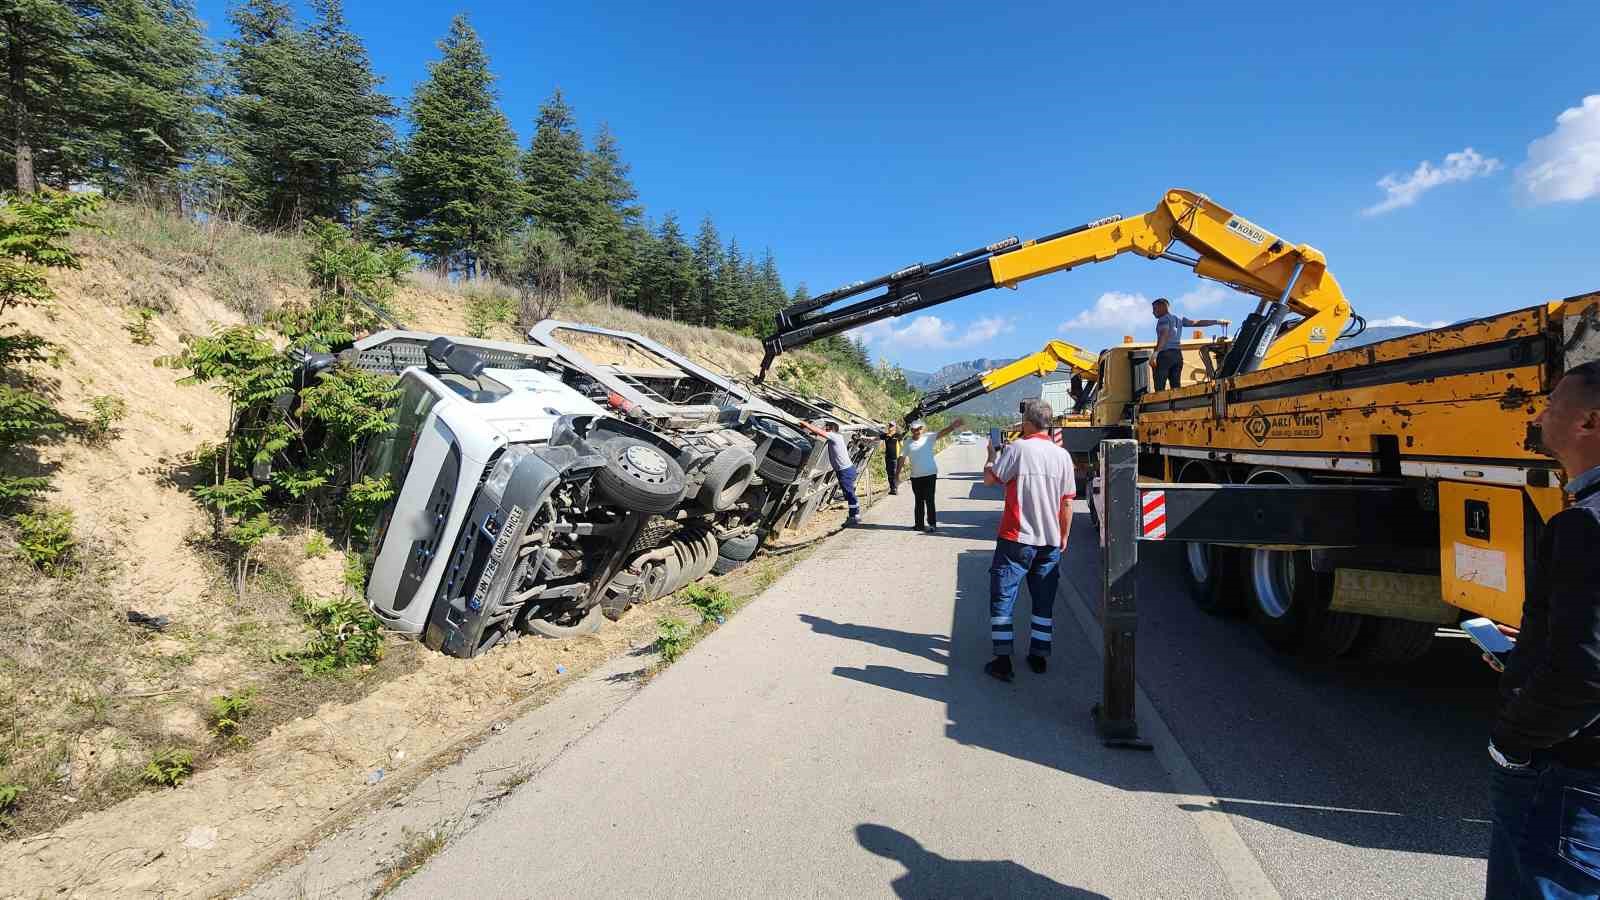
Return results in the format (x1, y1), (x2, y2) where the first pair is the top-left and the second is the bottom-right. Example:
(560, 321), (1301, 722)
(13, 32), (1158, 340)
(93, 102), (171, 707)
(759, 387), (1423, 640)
(0, 202), (892, 897)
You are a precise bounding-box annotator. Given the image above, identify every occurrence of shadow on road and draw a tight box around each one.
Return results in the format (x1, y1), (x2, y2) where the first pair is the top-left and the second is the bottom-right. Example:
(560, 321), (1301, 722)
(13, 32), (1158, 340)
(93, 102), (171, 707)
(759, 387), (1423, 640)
(815, 480), (1497, 867)
(856, 823), (1109, 899)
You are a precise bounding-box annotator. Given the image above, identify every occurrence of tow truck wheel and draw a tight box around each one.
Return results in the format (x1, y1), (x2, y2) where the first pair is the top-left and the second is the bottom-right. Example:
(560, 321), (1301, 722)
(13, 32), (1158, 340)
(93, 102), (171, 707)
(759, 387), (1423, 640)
(1349, 617), (1436, 665)
(1177, 462), (1243, 616)
(1243, 468), (1364, 657)
(594, 437), (687, 515)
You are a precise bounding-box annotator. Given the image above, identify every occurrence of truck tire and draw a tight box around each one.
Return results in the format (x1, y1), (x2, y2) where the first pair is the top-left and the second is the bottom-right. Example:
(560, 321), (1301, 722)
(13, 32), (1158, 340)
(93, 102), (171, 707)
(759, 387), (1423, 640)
(1177, 461), (1242, 616)
(758, 454), (801, 485)
(1185, 543), (1246, 616)
(594, 437), (686, 515)
(697, 446), (756, 512)
(1350, 617), (1437, 665)
(750, 417), (809, 468)
(518, 603), (604, 639)
(711, 531), (763, 575)
(1243, 468), (1365, 656)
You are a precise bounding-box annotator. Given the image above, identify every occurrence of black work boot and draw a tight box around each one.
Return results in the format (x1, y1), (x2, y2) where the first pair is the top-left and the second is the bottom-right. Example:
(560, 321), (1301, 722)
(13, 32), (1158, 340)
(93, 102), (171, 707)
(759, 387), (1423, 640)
(984, 656), (1014, 683)
(1026, 654), (1047, 674)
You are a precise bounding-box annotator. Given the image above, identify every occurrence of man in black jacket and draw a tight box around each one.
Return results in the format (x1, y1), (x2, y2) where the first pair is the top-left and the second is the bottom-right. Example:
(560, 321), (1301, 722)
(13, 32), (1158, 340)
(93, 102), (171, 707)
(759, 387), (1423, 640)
(1488, 360), (1600, 899)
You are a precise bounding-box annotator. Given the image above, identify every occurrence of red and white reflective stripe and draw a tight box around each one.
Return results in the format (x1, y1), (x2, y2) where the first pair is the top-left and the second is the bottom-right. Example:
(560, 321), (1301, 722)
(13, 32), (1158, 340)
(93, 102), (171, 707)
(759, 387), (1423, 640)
(1141, 490), (1167, 540)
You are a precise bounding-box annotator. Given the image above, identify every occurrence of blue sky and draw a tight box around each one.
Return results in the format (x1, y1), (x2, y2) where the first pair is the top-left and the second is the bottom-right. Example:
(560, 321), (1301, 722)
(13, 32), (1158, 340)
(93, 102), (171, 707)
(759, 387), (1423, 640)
(194, 1), (1600, 372)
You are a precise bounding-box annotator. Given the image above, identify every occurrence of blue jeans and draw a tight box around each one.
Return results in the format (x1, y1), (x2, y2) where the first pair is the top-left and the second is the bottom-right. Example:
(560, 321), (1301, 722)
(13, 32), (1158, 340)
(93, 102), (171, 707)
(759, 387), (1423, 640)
(836, 465), (859, 519)
(989, 539), (1060, 657)
(1489, 757), (1600, 898)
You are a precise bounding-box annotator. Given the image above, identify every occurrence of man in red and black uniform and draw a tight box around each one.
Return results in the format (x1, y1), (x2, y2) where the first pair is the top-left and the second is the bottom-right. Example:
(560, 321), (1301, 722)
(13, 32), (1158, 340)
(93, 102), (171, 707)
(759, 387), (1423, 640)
(981, 399), (1076, 682)
(1487, 360), (1600, 898)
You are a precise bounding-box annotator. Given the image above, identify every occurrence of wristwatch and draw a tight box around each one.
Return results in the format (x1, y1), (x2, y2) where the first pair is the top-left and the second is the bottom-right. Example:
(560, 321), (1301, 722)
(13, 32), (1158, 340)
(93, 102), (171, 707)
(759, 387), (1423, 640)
(1489, 743), (1532, 769)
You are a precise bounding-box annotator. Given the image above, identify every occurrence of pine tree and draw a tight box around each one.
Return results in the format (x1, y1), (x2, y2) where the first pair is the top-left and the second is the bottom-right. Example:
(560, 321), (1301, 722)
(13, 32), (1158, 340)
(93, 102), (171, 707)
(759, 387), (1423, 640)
(216, 0), (394, 228)
(72, 0), (208, 200)
(583, 123), (638, 304)
(753, 247), (783, 333)
(521, 87), (590, 244)
(387, 14), (522, 275)
(640, 213), (690, 321)
(716, 237), (745, 329)
(0, 0), (83, 191)
(690, 215), (722, 327)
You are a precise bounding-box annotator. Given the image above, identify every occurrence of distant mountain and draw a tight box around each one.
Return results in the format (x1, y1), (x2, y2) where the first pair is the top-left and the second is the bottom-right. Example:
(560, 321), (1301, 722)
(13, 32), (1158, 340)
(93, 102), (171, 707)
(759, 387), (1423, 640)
(901, 368), (935, 390)
(914, 356), (1050, 418)
(1334, 324), (1426, 350)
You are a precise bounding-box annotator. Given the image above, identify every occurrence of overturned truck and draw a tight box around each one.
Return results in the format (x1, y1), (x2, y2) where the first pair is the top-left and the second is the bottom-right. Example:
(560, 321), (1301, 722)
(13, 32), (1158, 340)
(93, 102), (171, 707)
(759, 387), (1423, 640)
(335, 326), (883, 659)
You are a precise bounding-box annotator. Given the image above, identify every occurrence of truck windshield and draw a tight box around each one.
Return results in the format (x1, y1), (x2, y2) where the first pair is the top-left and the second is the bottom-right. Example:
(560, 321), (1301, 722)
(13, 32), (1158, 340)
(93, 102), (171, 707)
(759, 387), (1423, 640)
(359, 375), (439, 556)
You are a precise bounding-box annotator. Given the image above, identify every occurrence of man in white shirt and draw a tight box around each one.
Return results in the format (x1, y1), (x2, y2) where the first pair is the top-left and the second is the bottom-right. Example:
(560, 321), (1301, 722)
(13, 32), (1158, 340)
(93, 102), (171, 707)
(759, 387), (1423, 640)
(901, 417), (963, 534)
(981, 399), (1076, 681)
(1151, 297), (1226, 392)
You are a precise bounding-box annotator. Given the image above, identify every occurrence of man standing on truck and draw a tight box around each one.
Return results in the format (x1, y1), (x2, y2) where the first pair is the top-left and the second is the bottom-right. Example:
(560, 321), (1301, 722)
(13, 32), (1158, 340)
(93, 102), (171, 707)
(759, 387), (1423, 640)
(1151, 298), (1226, 392)
(1486, 360), (1600, 899)
(981, 399), (1075, 682)
(903, 417), (963, 534)
(798, 419), (861, 526)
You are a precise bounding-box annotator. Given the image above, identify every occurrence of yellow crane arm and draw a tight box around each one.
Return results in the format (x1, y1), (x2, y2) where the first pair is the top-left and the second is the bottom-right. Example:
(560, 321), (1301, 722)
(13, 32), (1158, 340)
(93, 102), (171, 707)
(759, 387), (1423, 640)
(905, 339), (1099, 424)
(763, 189), (1355, 380)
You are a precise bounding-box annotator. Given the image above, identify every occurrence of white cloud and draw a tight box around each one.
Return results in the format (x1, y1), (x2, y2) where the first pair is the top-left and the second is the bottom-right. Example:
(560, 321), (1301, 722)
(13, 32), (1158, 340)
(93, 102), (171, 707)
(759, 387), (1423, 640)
(1059, 291), (1151, 334)
(1057, 286), (1236, 336)
(852, 314), (1013, 350)
(1363, 147), (1502, 215)
(1367, 315), (1448, 329)
(1176, 283), (1230, 310)
(1516, 95), (1600, 205)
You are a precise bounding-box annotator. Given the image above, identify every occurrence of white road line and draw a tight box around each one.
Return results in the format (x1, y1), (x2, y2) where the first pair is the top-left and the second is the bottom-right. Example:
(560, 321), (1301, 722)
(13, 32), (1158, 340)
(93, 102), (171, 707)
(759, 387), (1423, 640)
(1061, 576), (1284, 900)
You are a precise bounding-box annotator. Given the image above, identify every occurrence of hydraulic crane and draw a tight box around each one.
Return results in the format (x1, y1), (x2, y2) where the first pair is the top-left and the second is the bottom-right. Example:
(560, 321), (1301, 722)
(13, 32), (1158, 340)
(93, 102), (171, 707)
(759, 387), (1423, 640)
(758, 189), (1360, 382)
(903, 339), (1099, 425)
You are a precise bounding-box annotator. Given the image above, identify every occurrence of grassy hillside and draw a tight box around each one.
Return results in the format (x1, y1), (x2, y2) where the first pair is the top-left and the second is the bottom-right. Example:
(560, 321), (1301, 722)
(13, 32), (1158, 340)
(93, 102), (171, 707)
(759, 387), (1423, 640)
(0, 201), (901, 845)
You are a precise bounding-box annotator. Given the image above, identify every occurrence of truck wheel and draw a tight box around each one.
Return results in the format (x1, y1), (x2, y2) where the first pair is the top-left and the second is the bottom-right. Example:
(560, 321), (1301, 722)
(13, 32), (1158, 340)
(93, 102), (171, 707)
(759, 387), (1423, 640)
(1350, 617), (1437, 665)
(1247, 546), (1311, 651)
(1243, 468), (1365, 656)
(758, 454), (801, 485)
(750, 417), (809, 468)
(594, 437), (686, 515)
(519, 603), (604, 639)
(1185, 543), (1245, 616)
(1177, 462), (1241, 616)
(697, 447), (756, 511)
(711, 531), (763, 575)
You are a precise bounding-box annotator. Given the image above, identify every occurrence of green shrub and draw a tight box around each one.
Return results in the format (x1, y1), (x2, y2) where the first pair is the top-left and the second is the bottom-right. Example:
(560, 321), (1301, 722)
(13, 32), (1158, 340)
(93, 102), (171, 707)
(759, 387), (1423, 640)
(140, 748), (194, 787)
(85, 395), (127, 444)
(283, 595), (385, 675)
(0, 782), (23, 826)
(12, 507), (75, 574)
(655, 616), (692, 664)
(463, 288), (517, 338)
(304, 532), (331, 558)
(208, 689), (255, 741)
(124, 306), (157, 345)
(683, 583), (733, 624)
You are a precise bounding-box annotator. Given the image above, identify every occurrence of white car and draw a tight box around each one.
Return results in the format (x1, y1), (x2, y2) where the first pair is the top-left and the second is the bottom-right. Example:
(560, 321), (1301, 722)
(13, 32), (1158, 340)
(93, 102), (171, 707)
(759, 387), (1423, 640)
(957, 430), (979, 444)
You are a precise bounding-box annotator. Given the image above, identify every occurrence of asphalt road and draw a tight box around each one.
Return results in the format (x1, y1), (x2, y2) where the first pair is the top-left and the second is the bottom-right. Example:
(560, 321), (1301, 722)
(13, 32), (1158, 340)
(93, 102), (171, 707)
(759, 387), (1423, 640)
(398, 444), (1494, 898)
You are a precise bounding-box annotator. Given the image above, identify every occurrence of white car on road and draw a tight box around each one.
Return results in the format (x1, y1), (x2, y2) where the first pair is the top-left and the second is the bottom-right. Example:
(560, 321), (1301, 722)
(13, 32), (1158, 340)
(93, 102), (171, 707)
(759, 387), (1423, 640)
(957, 430), (979, 444)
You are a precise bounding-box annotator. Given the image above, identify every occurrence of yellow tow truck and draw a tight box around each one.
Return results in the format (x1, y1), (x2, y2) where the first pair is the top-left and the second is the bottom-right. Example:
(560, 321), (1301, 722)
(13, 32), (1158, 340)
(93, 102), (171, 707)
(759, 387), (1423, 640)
(761, 188), (1600, 663)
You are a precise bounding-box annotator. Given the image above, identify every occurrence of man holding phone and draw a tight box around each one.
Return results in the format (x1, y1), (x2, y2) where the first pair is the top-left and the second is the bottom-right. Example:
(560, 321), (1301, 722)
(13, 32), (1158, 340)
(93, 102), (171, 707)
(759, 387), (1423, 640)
(981, 399), (1075, 682)
(1485, 360), (1600, 899)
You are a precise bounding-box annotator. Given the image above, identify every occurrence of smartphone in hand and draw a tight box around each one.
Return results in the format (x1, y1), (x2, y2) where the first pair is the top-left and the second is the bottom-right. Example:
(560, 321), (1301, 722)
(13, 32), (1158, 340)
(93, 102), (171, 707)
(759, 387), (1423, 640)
(1463, 617), (1515, 671)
